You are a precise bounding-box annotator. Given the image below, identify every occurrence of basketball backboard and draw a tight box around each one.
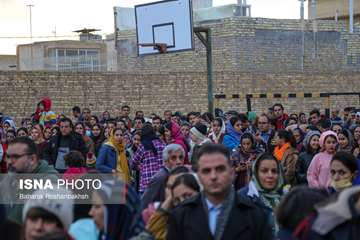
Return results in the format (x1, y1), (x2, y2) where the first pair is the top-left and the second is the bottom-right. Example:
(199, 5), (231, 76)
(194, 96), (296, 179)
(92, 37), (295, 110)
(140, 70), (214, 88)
(135, 0), (194, 56)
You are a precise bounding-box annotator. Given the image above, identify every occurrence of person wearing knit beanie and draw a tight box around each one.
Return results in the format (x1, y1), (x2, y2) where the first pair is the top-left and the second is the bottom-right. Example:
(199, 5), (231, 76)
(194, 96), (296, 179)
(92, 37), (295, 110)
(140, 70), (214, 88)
(22, 188), (74, 240)
(189, 123), (211, 168)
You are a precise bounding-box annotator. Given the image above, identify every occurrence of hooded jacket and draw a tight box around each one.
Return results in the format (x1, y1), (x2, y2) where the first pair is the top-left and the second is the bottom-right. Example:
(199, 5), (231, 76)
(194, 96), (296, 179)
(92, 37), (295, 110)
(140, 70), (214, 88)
(301, 186), (360, 240)
(296, 131), (321, 185)
(307, 131), (338, 188)
(223, 121), (242, 151)
(33, 97), (57, 126)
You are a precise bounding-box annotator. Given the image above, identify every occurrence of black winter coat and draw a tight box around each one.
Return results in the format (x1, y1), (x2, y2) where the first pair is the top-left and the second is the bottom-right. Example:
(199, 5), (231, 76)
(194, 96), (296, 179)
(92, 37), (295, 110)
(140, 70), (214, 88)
(43, 132), (88, 166)
(167, 192), (273, 240)
(296, 151), (315, 185)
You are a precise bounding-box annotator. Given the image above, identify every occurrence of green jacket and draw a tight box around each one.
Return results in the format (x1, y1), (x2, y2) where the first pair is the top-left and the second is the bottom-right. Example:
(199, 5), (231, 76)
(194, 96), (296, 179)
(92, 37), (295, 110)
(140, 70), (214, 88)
(3, 160), (58, 225)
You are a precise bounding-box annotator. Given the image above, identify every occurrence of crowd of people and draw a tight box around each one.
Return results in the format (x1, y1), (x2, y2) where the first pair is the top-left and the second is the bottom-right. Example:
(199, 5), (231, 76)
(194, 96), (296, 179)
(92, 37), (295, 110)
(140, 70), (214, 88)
(1, 97), (360, 239)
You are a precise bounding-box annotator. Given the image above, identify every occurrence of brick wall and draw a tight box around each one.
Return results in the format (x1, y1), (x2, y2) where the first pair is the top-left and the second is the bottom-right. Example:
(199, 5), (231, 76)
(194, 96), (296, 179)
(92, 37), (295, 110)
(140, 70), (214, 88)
(0, 71), (359, 123)
(116, 17), (360, 73)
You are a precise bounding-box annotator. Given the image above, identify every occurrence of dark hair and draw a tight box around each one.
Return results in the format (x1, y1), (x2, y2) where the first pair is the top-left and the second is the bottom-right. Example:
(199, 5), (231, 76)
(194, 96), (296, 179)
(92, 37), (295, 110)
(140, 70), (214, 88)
(141, 123), (158, 154)
(338, 129), (351, 141)
(229, 116), (240, 127)
(6, 128), (16, 136)
(196, 143), (231, 168)
(276, 186), (329, 230)
(82, 108), (91, 113)
(171, 173), (200, 193)
(16, 127), (29, 136)
(201, 112), (214, 123)
(134, 117), (145, 124)
(331, 151), (358, 174)
(309, 108), (321, 117)
(59, 117), (73, 128)
(121, 105), (130, 110)
(212, 117), (223, 128)
(9, 137), (38, 157)
(253, 153), (278, 178)
(273, 103), (284, 110)
(26, 207), (63, 229)
(238, 113), (248, 123)
(165, 166), (190, 186)
(116, 119), (128, 130)
(72, 106), (81, 113)
(135, 111), (144, 116)
(64, 150), (85, 168)
(90, 115), (99, 124)
(152, 116), (162, 122)
(241, 132), (255, 147)
(319, 118), (332, 130)
(277, 130), (296, 148)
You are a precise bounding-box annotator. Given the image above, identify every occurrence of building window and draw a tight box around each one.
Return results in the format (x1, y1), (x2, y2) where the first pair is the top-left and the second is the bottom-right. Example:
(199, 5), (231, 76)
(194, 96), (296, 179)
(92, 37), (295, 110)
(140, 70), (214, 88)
(47, 48), (101, 72)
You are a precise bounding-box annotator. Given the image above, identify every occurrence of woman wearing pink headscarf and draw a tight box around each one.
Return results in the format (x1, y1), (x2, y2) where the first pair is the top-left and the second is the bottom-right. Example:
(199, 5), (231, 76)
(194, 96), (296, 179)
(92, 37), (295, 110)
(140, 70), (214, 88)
(307, 130), (339, 188)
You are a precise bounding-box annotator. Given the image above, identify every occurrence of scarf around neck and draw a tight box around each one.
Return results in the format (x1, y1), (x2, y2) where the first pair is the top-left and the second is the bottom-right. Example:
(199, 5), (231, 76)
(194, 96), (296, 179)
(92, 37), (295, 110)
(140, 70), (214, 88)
(105, 132), (131, 183)
(274, 142), (291, 161)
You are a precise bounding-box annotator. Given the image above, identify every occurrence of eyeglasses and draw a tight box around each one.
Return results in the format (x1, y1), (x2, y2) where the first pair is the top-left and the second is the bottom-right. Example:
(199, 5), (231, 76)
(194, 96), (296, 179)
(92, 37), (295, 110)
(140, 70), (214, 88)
(6, 152), (32, 160)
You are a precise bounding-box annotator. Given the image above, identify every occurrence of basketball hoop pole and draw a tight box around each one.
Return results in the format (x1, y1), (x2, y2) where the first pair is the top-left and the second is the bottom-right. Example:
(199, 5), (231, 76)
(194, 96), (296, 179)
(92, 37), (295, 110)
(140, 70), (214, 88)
(194, 27), (214, 115)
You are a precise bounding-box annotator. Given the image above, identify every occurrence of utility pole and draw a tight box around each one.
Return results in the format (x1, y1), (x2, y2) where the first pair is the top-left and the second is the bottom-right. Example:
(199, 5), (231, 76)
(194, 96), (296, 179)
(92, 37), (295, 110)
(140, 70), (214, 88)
(27, 4), (34, 70)
(27, 4), (34, 40)
(299, 0), (306, 71)
(349, 0), (354, 33)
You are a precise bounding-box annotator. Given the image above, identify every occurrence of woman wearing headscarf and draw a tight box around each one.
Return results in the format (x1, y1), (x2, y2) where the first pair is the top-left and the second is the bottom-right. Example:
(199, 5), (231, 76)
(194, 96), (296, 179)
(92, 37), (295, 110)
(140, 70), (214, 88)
(89, 180), (145, 240)
(231, 132), (263, 190)
(223, 116), (243, 151)
(239, 153), (284, 237)
(131, 123), (166, 194)
(208, 117), (226, 144)
(96, 127), (131, 184)
(164, 120), (190, 164)
(295, 130), (321, 185)
(338, 129), (353, 154)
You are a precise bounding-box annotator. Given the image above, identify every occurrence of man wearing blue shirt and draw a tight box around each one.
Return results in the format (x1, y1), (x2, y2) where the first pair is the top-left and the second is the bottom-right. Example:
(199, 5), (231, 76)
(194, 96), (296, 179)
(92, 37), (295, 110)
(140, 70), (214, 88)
(167, 143), (272, 240)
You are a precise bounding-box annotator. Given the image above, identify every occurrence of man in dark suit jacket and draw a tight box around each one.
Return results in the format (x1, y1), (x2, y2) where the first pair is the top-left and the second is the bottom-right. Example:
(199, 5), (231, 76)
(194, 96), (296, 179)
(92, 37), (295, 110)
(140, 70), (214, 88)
(167, 143), (272, 240)
(141, 144), (185, 209)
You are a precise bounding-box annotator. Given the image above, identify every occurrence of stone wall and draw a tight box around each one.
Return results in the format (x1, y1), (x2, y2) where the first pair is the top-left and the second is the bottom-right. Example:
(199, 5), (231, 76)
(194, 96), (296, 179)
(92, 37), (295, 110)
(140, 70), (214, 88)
(0, 71), (359, 123)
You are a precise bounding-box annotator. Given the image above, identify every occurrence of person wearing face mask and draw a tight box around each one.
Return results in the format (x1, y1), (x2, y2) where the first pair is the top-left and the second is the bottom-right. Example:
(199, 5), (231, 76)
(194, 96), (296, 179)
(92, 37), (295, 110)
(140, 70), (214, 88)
(96, 127), (131, 184)
(307, 131), (339, 188)
(74, 122), (95, 161)
(329, 151), (358, 193)
(231, 133), (263, 190)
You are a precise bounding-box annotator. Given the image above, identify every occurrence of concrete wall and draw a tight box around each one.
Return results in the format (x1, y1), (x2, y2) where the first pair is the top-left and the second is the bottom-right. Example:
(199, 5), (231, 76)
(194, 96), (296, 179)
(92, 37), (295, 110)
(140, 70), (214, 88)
(313, 0), (360, 20)
(0, 71), (359, 123)
(0, 55), (16, 71)
(17, 40), (107, 71)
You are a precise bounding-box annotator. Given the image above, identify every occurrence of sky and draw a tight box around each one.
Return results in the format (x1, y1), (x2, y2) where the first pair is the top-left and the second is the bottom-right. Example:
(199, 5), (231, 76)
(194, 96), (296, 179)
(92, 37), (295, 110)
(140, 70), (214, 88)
(0, 0), (308, 55)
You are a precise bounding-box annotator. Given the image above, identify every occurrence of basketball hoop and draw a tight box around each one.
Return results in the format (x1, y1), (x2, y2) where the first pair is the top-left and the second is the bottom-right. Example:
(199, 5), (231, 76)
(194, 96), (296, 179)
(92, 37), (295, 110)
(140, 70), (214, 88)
(138, 43), (168, 54)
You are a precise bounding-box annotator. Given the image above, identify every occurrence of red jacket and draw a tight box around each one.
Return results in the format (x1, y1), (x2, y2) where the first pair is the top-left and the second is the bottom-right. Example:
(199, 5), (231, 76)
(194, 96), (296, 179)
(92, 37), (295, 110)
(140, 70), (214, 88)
(275, 114), (289, 130)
